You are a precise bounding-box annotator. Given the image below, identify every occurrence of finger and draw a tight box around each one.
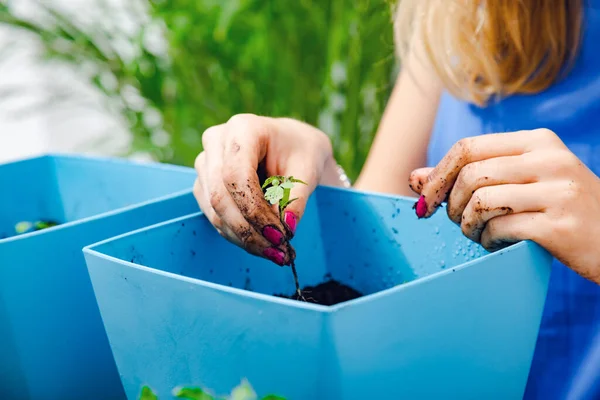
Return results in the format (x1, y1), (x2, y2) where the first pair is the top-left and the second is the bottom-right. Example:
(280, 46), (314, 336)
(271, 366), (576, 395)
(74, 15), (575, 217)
(446, 155), (539, 224)
(203, 134), (292, 265)
(415, 129), (560, 218)
(277, 154), (322, 237)
(196, 171), (240, 246)
(480, 212), (547, 252)
(193, 160), (230, 240)
(197, 161), (267, 256)
(408, 167), (432, 195)
(221, 115), (292, 247)
(195, 143), (226, 237)
(461, 183), (547, 243)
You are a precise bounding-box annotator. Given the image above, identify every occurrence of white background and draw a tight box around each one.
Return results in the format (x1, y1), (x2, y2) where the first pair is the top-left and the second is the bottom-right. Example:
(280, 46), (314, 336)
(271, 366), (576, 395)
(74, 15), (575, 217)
(0, 0), (133, 163)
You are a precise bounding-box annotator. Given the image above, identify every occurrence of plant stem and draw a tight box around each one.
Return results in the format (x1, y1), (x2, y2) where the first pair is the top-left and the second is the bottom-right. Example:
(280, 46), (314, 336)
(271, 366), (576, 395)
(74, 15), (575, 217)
(290, 261), (305, 301)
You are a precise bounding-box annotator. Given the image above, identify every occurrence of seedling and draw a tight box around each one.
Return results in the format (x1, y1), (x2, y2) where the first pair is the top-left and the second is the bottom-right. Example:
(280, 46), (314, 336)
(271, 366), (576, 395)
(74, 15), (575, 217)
(138, 379), (285, 400)
(14, 220), (59, 235)
(262, 175), (307, 300)
(262, 176), (307, 221)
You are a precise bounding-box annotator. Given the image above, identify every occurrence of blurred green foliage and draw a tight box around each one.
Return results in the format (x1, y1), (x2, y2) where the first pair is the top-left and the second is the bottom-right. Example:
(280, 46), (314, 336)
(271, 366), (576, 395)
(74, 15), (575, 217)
(139, 378), (285, 400)
(0, 0), (397, 180)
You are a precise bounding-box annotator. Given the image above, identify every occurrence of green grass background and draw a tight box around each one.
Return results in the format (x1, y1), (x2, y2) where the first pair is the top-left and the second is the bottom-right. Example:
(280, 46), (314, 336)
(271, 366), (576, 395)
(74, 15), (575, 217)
(0, 0), (398, 180)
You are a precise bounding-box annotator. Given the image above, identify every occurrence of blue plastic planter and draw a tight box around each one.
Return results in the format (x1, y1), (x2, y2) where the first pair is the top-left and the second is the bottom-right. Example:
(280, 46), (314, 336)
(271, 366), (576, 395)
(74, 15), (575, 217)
(0, 155), (199, 400)
(84, 186), (552, 400)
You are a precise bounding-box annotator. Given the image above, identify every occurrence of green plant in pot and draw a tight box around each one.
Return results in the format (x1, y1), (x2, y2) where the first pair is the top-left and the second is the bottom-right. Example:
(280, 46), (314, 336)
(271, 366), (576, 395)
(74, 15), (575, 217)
(139, 379), (285, 400)
(262, 175), (364, 305)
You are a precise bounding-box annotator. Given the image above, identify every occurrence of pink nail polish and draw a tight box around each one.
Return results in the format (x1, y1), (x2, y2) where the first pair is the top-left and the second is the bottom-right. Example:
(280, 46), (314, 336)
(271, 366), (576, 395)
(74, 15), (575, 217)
(263, 225), (284, 245)
(284, 211), (297, 235)
(263, 247), (286, 266)
(414, 195), (428, 219)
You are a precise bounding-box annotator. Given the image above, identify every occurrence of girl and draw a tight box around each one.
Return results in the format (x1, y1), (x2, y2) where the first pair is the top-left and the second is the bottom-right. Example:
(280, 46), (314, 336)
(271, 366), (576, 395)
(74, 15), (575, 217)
(193, 1), (600, 398)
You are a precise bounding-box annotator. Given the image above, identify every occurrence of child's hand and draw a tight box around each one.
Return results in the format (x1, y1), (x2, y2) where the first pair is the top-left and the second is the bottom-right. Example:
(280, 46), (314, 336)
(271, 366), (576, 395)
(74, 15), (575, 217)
(194, 114), (336, 266)
(410, 129), (600, 284)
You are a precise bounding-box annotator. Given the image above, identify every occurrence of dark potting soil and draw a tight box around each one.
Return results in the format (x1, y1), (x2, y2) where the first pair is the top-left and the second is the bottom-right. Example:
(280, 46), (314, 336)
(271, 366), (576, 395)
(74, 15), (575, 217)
(275, 279), (363, 306)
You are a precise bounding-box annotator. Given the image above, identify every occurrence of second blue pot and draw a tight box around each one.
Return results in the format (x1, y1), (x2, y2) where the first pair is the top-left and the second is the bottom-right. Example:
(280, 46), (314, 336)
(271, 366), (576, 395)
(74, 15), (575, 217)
(0, 155), (198, 400)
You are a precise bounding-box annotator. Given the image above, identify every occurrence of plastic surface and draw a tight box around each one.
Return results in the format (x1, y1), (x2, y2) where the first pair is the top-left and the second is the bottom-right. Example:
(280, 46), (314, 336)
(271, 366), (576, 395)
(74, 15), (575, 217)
(84, 186), (552, 400)
(427, 4), (600, 399)
(0, 155), (198, 400)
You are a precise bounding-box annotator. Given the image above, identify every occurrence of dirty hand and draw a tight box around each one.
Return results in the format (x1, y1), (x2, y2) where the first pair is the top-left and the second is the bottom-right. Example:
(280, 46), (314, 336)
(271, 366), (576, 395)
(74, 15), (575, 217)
(194, 114), (337, 266)
(409, 129), (600, 284)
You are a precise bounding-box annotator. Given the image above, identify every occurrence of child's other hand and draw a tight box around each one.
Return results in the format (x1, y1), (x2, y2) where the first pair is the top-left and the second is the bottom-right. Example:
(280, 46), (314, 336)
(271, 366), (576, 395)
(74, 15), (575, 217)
(410, 129), (600, 284)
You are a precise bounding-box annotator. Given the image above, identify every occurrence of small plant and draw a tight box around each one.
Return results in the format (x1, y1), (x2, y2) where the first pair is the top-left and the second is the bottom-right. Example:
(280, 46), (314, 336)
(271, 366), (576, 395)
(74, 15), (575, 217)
(262, 176), (306, 220)
(262, 175), (307, 299)
(138, 379), (285, 400)
(14, 220), (59, 235)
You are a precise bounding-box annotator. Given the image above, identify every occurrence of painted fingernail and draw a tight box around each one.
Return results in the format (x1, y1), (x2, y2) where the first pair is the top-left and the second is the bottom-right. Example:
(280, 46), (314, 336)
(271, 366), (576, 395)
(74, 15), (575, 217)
(414, 195), (428, 219)
(263, 247), (286, 266)
(283, 211), (297, 235)
(263, 225), (284, 245)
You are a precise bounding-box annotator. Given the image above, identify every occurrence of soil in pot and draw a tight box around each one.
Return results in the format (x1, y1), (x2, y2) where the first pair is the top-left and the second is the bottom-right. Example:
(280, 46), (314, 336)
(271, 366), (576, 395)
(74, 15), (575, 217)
(275, 279), (363, 306)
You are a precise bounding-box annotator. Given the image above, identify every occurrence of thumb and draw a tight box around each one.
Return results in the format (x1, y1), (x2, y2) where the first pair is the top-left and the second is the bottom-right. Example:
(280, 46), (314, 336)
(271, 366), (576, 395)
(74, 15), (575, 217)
(278, 158), (320, 238)
(408, 167), (433, 195)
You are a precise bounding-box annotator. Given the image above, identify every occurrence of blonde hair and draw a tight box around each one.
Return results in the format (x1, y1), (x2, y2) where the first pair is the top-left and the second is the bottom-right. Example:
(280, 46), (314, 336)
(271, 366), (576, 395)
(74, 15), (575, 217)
(394, 0), (584, 106)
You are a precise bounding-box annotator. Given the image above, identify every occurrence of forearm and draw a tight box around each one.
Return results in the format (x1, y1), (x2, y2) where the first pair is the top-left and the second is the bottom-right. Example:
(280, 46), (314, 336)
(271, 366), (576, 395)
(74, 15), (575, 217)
(354, 53), (442, 196)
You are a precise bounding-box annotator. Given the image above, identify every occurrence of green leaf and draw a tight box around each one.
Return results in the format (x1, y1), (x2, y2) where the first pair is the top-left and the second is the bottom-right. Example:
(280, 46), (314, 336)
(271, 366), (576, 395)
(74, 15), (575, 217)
(261, 396), (286, 400)
(173, 386), (214, 400)
(289, 178), (307, 185)
(229, 379), (257, 400)
(261, 178), (273, 189)
(262, 175), (285, 189)
(279, 181), (294, 189)
(139, 386), (158, 400)
(280, 198), (298, 211)
(34, 220), (58, 230)
(280, 186), (291, 207)
(264, 186), (284, 205)
(14, 221), (32, 234)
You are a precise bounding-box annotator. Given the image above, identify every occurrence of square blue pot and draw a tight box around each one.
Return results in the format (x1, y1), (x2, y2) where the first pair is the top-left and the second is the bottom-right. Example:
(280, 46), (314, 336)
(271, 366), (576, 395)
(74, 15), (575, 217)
(83, 186), (552, 400)
(0, 155), (199, 400)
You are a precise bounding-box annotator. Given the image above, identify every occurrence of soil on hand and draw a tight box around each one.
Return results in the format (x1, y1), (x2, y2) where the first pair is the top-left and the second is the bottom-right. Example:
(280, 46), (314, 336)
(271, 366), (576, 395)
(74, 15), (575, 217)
(275, 279), (363, 306)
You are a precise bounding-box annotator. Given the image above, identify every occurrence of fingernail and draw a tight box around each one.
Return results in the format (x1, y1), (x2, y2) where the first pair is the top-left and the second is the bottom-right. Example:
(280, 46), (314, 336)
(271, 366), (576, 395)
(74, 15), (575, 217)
(263, 225), (284, 245)
(263, 247), (286, 266)
(283, 211), (297, 235)
(414, 195), (428, 219)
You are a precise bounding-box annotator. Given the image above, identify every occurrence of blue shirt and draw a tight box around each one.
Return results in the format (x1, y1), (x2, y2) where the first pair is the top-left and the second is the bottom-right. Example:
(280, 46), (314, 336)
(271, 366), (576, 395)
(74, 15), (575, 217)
(427, 2), (600, 399)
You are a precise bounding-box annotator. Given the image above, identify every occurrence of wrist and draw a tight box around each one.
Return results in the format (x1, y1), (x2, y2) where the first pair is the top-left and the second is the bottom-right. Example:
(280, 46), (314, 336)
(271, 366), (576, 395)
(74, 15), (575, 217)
(320, 156), (352, 188)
